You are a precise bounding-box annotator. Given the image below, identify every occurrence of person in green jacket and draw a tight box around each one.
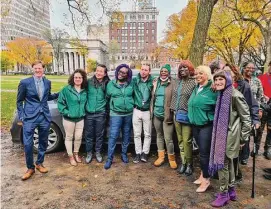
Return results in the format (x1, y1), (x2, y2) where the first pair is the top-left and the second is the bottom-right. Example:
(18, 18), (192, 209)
(151, 64), (177, 169)
(209, 69), (251, 207)
(132, 64), (154, 163)
(84, 64), (110, 164)
(104, 64), (134, 169)
(188, 65), (217, 193)
(57, 69), (88, 166)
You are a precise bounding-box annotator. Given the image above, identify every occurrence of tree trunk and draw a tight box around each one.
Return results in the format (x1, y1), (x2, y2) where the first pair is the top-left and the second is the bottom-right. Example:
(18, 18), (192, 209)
(188, 0), (218, 67)
(265, 32), (271, 72)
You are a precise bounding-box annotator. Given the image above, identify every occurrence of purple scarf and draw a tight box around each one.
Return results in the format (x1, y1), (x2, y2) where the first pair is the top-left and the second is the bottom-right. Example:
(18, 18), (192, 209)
(208, 71), (233, 176)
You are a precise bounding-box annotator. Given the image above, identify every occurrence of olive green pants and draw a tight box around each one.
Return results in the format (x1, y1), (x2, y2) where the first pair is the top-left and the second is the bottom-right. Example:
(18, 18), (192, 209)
(174, 121), (192, 164)
(153, 116), (174, 154)
(218, 157), (235, 192)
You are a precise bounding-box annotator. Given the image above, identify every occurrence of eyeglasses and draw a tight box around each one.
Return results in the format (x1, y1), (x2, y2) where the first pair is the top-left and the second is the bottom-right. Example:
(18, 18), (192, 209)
(118, 70), (128, 75)
(245, 67), (255, 70)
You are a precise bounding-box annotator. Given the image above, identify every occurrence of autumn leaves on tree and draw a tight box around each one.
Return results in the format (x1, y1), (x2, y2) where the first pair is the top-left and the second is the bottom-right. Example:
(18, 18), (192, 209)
(163, 0), (270, 70)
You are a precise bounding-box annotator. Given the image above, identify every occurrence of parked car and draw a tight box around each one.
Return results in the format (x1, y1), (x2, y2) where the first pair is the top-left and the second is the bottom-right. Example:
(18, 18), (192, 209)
(10, 69), (198, 154)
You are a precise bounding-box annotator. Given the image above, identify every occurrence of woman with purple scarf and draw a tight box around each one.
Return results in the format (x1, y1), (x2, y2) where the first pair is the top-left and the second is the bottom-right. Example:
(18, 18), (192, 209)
(209, 69), (251, 207)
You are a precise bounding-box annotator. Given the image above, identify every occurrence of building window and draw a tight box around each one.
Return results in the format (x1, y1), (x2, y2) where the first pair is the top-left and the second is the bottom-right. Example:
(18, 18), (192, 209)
(152, 29), (155, 34)
(152, 22), (155, 28)
(152, 15), (155, 20)
(146, 15), (149, 20)
(146, 22), (149, 27)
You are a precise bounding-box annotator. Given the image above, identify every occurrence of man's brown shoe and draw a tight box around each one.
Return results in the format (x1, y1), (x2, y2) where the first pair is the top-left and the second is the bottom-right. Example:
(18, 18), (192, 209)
(21, 169), (35, 181)
(35, 164), (48, 173)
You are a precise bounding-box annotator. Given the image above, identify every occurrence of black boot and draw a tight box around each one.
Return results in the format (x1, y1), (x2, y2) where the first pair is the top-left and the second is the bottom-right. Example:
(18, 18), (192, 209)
(177, 164), (186, 174)
(184, 164), (193, 176)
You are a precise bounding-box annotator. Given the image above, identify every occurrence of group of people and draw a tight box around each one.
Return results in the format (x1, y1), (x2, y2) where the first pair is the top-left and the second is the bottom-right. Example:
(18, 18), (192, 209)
(17, 59), (271, 208)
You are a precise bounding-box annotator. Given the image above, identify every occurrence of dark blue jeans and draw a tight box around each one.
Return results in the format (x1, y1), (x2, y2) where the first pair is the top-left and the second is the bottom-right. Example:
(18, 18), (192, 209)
(192, 123), (213, 178)
(23, 113), (50, 169)
(107, 115), (133, 161)
(84, 112), (106, 154)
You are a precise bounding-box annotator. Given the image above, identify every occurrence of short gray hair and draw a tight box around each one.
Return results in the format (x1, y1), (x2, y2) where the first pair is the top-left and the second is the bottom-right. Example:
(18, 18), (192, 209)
(196, 65), (212, 80)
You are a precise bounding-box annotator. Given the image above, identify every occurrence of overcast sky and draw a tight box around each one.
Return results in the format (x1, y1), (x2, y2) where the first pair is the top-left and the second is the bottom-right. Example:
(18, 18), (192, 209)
(50, 0), (187, 41)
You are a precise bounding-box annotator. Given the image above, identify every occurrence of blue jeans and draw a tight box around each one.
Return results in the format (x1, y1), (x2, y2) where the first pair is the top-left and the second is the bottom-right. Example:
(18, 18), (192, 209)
(23, 113), (50, 169)
(84, 112), (106, 153)
(192, 123), (213, 178)
(107, 115), (132, 161)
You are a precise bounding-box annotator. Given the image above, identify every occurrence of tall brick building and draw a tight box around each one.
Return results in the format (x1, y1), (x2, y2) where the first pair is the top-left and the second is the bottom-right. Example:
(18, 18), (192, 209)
(109, 0), (159, 69)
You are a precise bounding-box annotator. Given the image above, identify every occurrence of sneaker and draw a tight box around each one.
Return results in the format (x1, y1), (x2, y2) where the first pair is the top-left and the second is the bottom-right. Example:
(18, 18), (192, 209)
(121, 154), (129, 163)
(133, 154), (141, 164)
(85, 152), (93, 164)
(104, 160), (112, 170)
(140, 153), (148, 162)
(240, 159), (248, 165)
(96, 153), (103, 163)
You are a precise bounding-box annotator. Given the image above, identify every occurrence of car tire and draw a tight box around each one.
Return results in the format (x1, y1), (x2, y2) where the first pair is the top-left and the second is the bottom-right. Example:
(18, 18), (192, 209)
(33, 123), (63, 154)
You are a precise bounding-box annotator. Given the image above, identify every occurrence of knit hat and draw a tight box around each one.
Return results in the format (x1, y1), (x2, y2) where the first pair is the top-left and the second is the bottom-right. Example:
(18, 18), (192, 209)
(161, 64), (171, 73)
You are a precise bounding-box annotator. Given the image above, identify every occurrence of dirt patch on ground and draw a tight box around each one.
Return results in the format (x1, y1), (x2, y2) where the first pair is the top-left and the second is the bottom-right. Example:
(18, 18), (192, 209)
(1, 132), (270, 209)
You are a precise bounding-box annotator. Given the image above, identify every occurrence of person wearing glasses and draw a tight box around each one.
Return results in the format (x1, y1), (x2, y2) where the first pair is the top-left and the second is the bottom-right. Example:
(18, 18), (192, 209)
(57, 69), (88, 166)
(104, 64), (134, 169)
(170, 60), (196, 176)
(241, 62), (263, 165)
(241, 62), (264, 105)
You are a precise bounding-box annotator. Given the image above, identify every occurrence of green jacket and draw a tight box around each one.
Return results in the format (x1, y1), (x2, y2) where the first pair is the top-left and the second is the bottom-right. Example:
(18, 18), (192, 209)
(150, 78), (175, 123)
(85, 76), (109, 113)
(188, 80), (218, 126)
(226, 89), (251, 159)
(57, 85), (87, 122)
(106, 80), (134, 116)
(133, 73), (153, 110)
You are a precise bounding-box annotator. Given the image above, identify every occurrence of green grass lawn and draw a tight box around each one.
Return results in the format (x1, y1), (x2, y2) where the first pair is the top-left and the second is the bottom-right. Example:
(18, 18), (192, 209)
(1, 75), (69, 127)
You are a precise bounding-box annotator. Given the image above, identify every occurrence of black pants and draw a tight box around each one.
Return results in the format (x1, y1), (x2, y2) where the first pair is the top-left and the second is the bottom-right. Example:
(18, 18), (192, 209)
(84, 112), (106, 154)
(192, 123), (213, 178)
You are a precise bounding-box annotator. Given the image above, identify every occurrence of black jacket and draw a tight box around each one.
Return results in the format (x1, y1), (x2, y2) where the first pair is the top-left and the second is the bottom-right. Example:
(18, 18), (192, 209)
(237, 80), (260, 125)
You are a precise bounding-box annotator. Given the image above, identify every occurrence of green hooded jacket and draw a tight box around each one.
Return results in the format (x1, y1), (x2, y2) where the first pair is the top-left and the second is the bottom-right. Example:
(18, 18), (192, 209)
(106, 80), (134, 116)
(188, 80), (218, 126)
(57, 85), (87, 122)
(133, 73), (153, 110)
(85, 76), (109, 113)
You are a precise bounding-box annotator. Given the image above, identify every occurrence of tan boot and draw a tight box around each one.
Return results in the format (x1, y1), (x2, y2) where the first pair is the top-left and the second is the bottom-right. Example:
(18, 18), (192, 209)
(194, 171), (203, 184)
(154, 150), (165, 167)
(168, 154), (177, 169)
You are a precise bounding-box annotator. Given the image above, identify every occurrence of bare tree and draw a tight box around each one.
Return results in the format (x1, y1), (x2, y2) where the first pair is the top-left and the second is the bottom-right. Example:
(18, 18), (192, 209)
(225, 0), (271, 71)
(108, 40), (120, 69)
(189, 0), (218, 66)
(43, 28), (69, 75)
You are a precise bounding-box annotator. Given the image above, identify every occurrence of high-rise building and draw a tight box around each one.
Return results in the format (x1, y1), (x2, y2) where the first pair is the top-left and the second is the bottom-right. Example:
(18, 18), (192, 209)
(108, 0), (159, 68)
(1, 0), (50, 49)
